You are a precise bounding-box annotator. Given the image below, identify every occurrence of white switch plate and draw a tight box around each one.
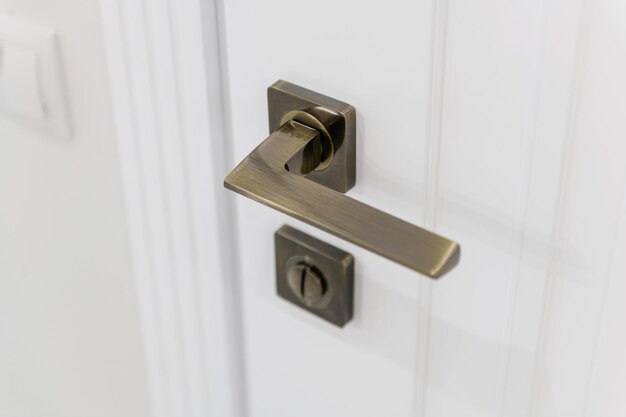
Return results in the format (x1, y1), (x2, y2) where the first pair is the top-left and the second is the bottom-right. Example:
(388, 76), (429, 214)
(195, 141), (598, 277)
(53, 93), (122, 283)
(0, 12), (71, 140)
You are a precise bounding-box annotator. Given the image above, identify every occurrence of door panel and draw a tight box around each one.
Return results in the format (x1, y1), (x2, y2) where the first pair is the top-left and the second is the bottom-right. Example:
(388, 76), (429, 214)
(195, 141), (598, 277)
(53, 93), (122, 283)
(426, 1), (545, 415)
(221, 0), (626, 416)
(224, 1), (433, 416)
(528, 1), (626, 414)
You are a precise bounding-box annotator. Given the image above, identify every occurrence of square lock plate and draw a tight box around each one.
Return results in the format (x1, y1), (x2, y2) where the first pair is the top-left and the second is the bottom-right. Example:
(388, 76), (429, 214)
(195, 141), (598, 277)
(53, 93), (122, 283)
(275, 225), (354, 327)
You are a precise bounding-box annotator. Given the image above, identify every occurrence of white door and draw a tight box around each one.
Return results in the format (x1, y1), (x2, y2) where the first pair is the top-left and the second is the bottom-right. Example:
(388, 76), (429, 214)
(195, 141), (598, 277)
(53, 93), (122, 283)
(221, 0), (626, 416)
(102, 0), (626, 416)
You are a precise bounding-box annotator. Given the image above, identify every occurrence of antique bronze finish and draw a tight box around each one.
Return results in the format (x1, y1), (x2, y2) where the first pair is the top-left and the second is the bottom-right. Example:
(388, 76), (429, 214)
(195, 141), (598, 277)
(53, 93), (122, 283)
(275, 225), (353, 327)
(224, 81), (460, 278)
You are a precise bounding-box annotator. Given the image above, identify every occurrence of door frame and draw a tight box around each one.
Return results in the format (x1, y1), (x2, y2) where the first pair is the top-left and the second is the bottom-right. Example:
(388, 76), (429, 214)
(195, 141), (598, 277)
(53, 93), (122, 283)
(99, 1), (244, 416)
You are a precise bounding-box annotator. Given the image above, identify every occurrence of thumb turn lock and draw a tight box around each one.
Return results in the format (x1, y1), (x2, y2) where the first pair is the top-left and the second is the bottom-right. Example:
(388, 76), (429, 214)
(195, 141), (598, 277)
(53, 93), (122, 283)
(286, 260), (329, 307)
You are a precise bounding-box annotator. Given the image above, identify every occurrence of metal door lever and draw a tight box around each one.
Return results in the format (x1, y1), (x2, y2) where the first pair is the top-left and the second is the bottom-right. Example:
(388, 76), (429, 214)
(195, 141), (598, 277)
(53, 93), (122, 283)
(224, 81), (460, 278)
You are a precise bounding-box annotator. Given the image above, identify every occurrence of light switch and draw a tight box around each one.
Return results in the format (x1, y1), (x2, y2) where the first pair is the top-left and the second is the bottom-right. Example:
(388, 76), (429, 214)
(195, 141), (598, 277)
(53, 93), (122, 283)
(0, 12), (70, 140)
(1, 43), (46, 120)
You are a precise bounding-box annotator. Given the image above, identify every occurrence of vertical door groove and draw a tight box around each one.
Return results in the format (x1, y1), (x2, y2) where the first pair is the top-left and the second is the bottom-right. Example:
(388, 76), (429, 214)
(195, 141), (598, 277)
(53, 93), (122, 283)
(528, 1), (594, 414)
(414, 0), (450, 415)
(497, 1), (549, 414)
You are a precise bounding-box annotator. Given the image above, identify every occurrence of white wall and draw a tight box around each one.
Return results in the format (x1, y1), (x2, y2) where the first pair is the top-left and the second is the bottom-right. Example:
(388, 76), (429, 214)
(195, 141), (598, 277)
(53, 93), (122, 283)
(0, 1), (150, 416)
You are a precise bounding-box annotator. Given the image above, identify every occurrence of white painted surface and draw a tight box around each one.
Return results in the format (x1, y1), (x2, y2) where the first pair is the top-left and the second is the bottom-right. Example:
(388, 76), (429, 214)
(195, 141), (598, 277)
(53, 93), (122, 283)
(217, 0), (626, 416)
(13, 0), (622, 416)
(222, 1), (434, 415)
(0, 1), (149, 417)
(100, 0), (245, 416)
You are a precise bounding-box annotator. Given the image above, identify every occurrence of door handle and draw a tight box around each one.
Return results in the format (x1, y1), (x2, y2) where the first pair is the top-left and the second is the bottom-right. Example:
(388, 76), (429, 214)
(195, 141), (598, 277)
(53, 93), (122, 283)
(224, 81), (460, 278)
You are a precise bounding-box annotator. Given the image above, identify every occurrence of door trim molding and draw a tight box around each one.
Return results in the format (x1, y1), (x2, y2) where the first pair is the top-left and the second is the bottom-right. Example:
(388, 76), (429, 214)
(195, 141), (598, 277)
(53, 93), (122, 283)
(99, 1), (245, 416)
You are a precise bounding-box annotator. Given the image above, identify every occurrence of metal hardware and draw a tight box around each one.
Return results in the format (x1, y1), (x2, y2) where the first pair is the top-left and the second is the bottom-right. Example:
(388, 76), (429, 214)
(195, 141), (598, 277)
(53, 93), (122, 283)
(267, 82), (356, 192)
(286, 261), (330, 308)
(275, 225), (353, 327)
(224, 80), (460, 278)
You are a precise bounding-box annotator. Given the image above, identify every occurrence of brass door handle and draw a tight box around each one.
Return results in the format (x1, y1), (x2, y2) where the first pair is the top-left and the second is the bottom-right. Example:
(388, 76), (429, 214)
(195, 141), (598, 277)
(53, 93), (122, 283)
(224, 81), (460, 278)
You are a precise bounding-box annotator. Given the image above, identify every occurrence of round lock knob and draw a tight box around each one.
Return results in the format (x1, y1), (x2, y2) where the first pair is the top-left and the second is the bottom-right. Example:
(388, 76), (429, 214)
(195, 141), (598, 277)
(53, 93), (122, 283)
(286, 262), (329, 308)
